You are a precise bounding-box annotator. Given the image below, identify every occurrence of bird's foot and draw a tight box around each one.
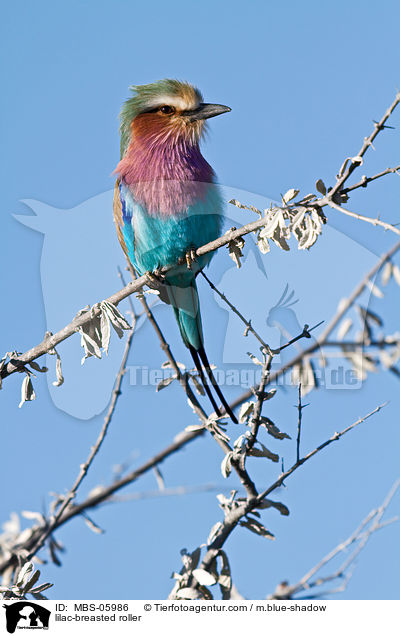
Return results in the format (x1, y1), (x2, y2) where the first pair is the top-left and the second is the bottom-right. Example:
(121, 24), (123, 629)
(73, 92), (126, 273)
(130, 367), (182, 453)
(144, 270), (165, 293)
(185, 248), (197, 270)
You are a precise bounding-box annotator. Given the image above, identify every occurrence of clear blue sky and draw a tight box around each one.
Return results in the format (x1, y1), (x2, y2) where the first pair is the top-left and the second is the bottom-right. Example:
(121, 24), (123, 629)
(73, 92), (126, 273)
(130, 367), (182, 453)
(1, 0), (400, 600)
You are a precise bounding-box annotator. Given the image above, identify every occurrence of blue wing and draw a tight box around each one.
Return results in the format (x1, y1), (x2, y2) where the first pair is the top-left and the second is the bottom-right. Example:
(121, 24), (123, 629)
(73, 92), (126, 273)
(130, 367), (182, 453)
(116, 181), (223, 275)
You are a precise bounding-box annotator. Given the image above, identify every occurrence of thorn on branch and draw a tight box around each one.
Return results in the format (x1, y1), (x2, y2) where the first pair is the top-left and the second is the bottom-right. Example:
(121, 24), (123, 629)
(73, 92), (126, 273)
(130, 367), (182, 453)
(373, 120), (395, 130)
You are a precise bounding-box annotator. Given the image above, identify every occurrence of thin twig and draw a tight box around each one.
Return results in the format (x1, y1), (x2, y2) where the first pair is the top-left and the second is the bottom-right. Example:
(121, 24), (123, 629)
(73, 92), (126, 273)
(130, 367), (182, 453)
(256, 403), (386, 503)
(107, 483), (219, 503)
(0, 423), (207, 574)
(24, 313), (137, 560)
(328, 200), (400, 237)
(226, 242), (400, 414)
(246, 350), (273, 453)
(328, 91), (400, 199)
(296, 383), (305, 463)
(269, 479), (400, 599)
(200, 270), (269, 350)
(187, 403), (385, 588)
(342, 165), (400, 195)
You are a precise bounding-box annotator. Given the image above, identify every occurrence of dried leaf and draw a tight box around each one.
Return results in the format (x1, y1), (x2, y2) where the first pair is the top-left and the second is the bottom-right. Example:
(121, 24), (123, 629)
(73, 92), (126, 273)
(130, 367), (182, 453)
(343, 350), (377, 380)
(260, 389), (277, 401)
(221, 452), (233, 478)
(228, 237), (245, 268)
(175, 587), (203, 600)
(239, 518), (275, 539)
(79, 320), (102, 363)
(248, 442), (279, 462)
(153, 465), (165, 491)
(238, 401), (255, 423)
(257, 233), (270, 254)
(21, 511), (45, 524)
(358, 305), (383, 329)
(366, 279), (384, 299)
(257, 499), (290, 516)
(30, 582), (53, 594)
(337, 298), (348, 313)
(338, 157), (351, 178)
(84, 517), (104, 534)
(233, 434), (246, 450)
(259, 210), (287, 240)
(260, 418), (291, 440)
(290, 207), (307, 230)
(271, 227), (290, 251)
(207, 419), (231, 444)
(188, 547), (201, 571)
(19, 375), (36, 408)
(282, 188), (299, 203)
(207, 522), (223, 545)
(381, 261), (393, 286)
(301, 194), (317, 203)
(49, 541), (62, 567)
(197, 585), (214, 600)
(191, 374), (205, 396)
(100, 310), (111, 354)
(218, 550), (232, 599)
(247, 352), (263, 366)
(315, 179), (327, 195)
(229, 198), (246, 209)
(22, 569), (40, 593)
(28, 361), (48, 373)
(337, 318), (353, 340)
(16, 562), (34, 588)
(192, 568), (217, 586)
(101, 301), (131, 338)
(184, 424), (205, 433)
(392, 265), (400, 286)
(156, 375), (175, 392)
(52, 352), (64, 387)
(297, 213), (320, 250)
(30, 592), (49, 601)
(228, 199), (262, 216)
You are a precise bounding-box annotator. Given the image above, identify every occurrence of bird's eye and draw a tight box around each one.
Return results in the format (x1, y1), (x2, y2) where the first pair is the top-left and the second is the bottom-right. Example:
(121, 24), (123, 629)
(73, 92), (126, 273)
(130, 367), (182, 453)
(159, 105), (175, 114)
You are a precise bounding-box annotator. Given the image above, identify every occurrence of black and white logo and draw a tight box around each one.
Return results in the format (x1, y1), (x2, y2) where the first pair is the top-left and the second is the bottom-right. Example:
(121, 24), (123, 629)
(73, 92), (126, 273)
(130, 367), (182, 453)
(3, 602), (50, 633)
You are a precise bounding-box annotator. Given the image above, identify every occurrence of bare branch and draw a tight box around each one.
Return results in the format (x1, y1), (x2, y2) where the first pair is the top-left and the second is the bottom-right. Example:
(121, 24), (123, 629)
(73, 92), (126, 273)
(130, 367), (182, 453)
(200, 270), (269, 350)
(329, 91), (400, 198)
(342, 165), (400, 195)
(24, 313), (138, 560)
(227, 241), (400, 415)
(180, 403), (386, 595)
(328, 199), (400, 238)
(269, 479), (400, 599)
(257, 403), (386, 504)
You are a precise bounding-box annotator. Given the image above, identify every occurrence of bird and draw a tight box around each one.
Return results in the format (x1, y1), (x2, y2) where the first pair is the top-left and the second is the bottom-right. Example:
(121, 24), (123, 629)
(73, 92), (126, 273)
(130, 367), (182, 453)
(113, 79), (237, 422)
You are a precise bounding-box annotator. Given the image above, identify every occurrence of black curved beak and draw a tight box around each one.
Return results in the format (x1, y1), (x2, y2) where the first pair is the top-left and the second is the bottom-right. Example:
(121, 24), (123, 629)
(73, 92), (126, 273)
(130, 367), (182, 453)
(184, 103), (231, 122)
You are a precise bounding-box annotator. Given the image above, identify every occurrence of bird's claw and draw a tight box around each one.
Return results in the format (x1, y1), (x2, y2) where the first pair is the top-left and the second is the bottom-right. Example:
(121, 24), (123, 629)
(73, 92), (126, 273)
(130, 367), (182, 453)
(185, 248), (197, 270)
(144, 270), (165, 292)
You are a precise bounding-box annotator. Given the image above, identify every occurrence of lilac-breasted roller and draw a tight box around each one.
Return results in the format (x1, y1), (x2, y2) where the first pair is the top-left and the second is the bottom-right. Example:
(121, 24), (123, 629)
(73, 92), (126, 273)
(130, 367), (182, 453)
(113, 79), (237, 422)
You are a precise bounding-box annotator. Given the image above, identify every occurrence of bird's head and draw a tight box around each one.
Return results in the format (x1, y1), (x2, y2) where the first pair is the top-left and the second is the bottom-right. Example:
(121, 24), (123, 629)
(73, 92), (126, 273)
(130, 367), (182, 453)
(119, 79), (231, 156)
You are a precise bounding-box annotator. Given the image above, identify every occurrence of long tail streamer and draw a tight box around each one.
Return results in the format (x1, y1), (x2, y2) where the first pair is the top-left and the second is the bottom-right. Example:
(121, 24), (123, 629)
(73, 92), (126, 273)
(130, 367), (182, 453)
(189, 345), (238, 423)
